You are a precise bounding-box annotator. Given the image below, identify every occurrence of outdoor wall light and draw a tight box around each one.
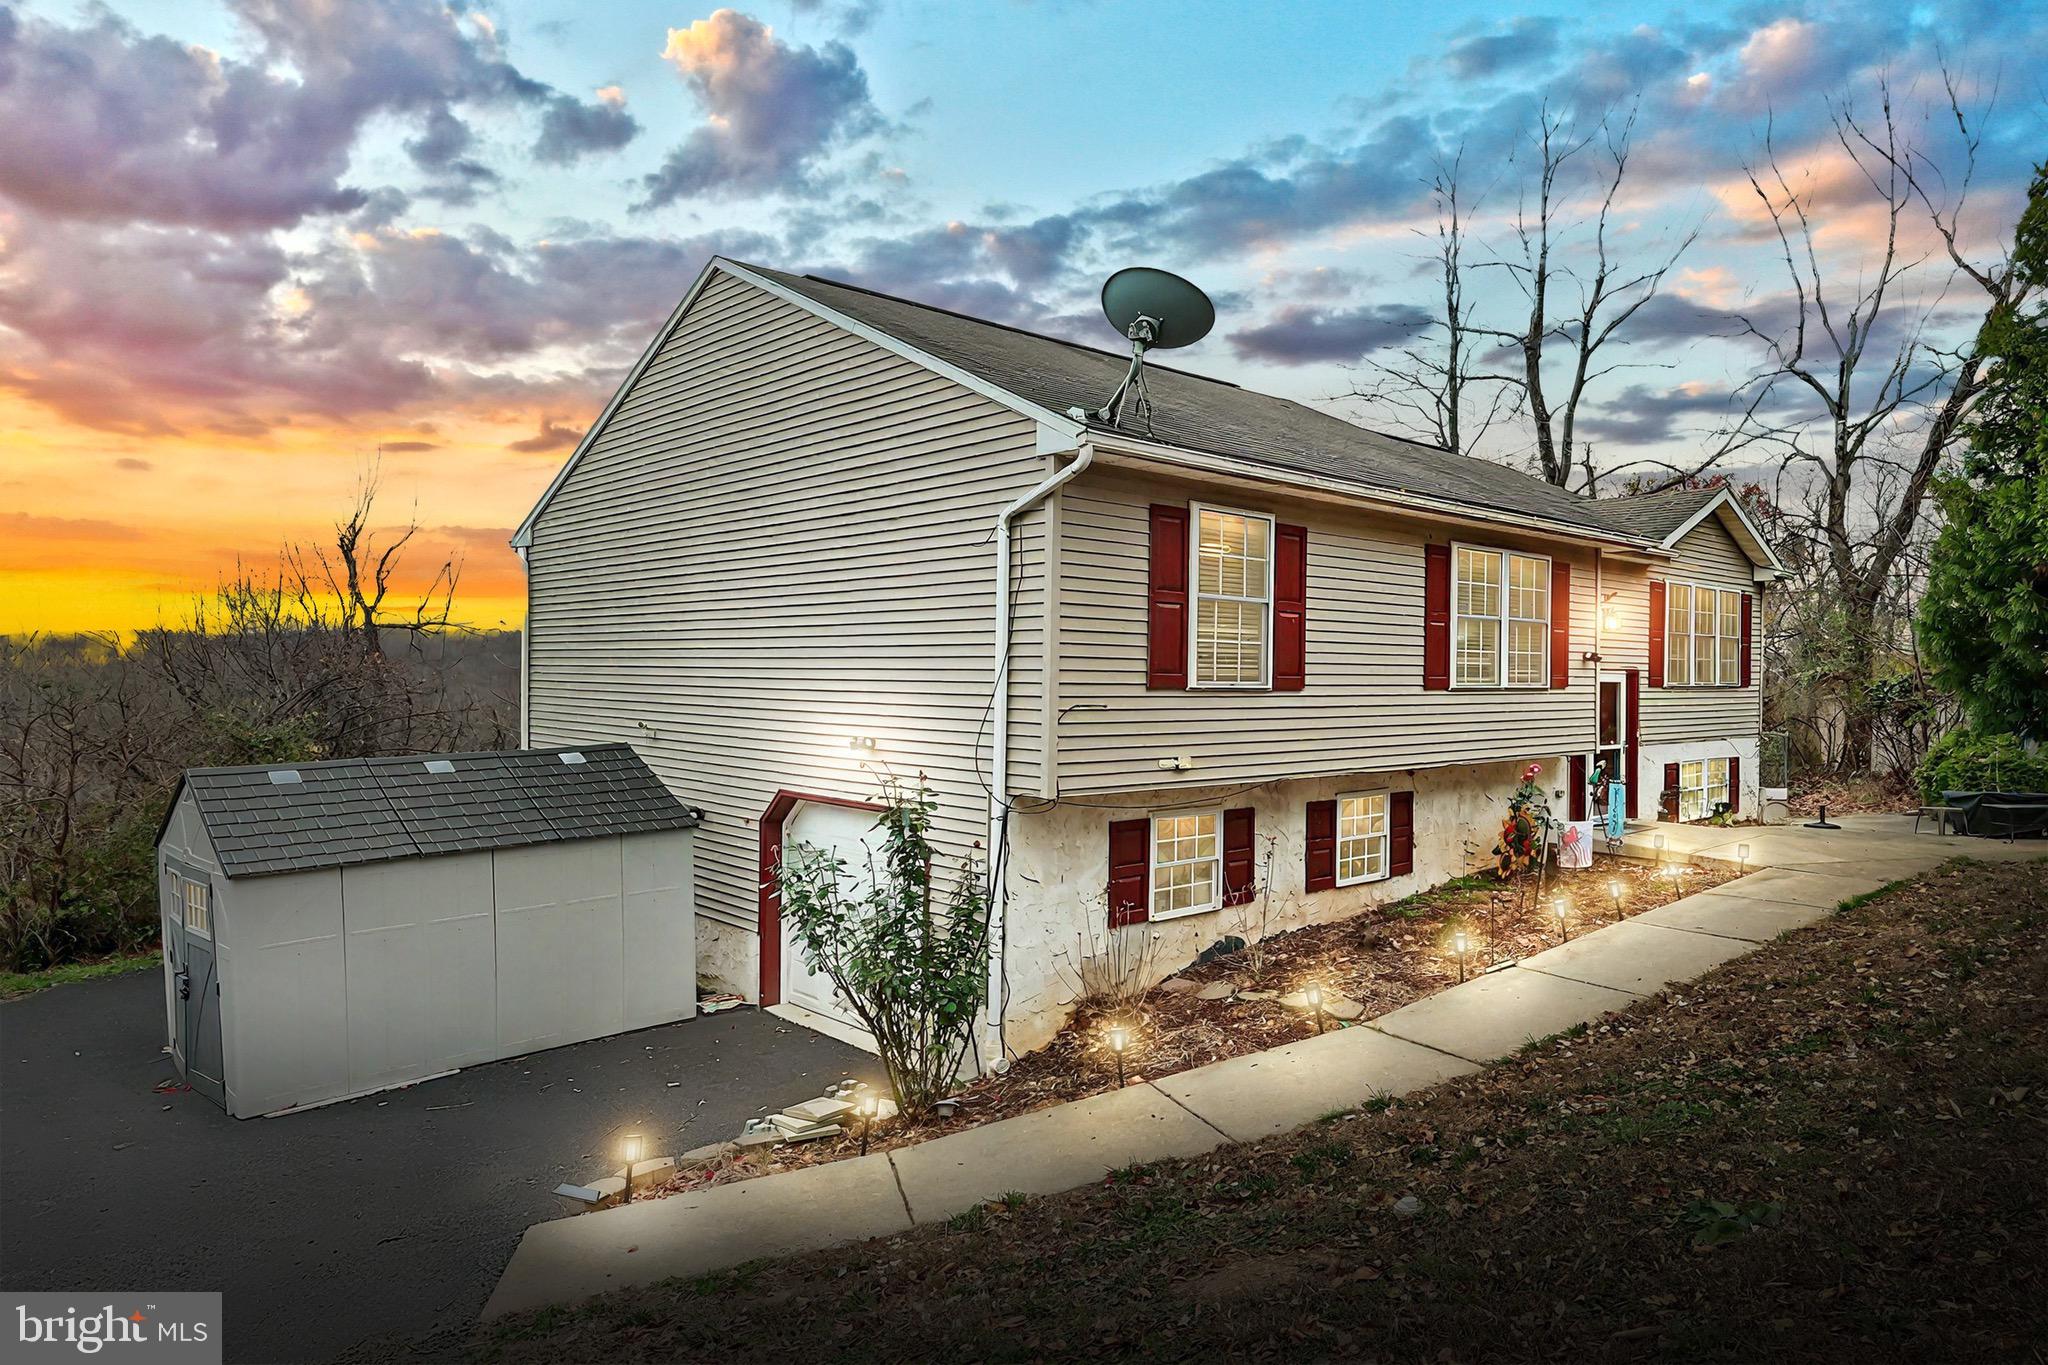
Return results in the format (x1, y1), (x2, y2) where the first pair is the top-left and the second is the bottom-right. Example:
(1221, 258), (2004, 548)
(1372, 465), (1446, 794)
(849, 735), (878, 753)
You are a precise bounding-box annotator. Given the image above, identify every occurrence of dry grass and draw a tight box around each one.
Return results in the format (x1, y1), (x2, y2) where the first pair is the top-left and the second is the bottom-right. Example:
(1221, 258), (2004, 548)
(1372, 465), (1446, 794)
(380, 858), (2048, 1365)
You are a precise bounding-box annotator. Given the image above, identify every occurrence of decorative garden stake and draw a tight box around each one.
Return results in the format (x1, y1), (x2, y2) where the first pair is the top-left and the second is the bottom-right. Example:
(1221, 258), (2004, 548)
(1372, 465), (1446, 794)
(1108, 1024), (1129, 1088)
(1306, 983), (1326, 1034)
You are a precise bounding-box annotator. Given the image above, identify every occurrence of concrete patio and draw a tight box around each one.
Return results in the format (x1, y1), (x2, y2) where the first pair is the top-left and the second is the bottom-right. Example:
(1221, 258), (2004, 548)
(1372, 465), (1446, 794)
(483, 814), (2043, 1320)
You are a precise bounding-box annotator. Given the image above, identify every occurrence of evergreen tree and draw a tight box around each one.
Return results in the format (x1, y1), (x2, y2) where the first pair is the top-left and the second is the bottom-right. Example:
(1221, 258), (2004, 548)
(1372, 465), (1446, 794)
(1919, 164), (2048, 738)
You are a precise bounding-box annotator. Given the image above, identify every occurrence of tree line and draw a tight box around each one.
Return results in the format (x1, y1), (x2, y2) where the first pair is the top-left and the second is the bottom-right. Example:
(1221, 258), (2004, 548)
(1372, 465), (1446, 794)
(0, 480), (517, 972)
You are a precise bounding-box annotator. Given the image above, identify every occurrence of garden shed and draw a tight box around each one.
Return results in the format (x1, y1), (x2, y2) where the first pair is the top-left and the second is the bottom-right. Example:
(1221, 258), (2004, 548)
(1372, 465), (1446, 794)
(154, 744), (700, 1118)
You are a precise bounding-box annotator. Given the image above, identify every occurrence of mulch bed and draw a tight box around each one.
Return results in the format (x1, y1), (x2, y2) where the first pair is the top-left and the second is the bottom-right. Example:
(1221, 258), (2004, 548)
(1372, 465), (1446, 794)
(638, 853), (1733, 1197)
(1786, 772), (1919, 816)
(419, 856), (2048, 1365)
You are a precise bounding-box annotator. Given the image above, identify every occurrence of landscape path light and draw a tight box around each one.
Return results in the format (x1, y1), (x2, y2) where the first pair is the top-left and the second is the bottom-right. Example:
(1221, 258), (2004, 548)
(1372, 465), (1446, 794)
(1107, 1023), (1129, 1089)
(1736, 842), (1751, 874)
(618, 1131), (645, 1201)
(856, 1093), (879, 1156)
(1306, 983), (1326, 1034)
(1451, 929), (1471, 983)
(1608, 878), (1625, 922)
(1553, 897), (1571, 942)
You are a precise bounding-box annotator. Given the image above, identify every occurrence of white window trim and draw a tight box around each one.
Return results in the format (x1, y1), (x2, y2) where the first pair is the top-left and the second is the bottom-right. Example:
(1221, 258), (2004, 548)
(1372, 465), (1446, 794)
(1678, 757), (1732, 823)
(1334, 789), (1392, 888)
(1187, 502), (1276, 691)
(179, 875), (212, 939)
(1663, 579), (1744, 689)
(1449, 541), (1551, 690)
(1148, 808), (1223, 921)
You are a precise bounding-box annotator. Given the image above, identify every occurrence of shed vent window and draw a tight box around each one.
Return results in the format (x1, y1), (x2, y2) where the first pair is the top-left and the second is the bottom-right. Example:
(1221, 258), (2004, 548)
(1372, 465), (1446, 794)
(181, 878), (211, 937)
(267, 769), (302, 785)
(558, 751), (587, 765)
(424, 759), (456, 774)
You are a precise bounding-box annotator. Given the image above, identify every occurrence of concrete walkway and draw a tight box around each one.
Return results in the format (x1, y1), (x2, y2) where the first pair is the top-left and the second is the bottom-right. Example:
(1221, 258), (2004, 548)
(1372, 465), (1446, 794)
(483, 815), (2041, 1319)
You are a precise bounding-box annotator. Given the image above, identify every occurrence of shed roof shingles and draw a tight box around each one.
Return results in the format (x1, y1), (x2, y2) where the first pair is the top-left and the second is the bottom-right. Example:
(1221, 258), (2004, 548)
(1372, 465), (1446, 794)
(179, 744), (697, 879)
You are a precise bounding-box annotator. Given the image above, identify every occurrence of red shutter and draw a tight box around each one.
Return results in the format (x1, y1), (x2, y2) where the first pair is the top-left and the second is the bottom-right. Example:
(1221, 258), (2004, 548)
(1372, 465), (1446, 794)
(1739, 592), (1754, 689)
(1274, 523), (1307, 691)
(1648, 580), (1666, 688)
(1108, 818), (1150, 926)
(1147, 505), (1189, 690)
(1662, 762), (1681, 822)
(1568, 754), (1588, 822)
(1550, 560), (1571, 689)
(1305, 800), (1336, 891)
(1727, 756), (1741, 814)
(1422, 543), (1451, 690)
(1389, 791), (1414, 876)
(1222, 807), (1255, 906)
(1625, 669), (1642, 819)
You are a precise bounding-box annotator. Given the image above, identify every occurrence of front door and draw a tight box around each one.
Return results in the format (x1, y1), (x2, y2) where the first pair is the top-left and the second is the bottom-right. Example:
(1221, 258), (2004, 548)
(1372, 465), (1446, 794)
(1590, 674), (1630, 825)
(162, 865), (225, 1105)
(779, 801), (885, 1036)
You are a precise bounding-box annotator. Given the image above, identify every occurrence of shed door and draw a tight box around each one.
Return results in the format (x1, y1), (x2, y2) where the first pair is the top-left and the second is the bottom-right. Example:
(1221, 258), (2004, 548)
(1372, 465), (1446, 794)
(162, 867), (224, 1105)
(780, 801), (884, 1036)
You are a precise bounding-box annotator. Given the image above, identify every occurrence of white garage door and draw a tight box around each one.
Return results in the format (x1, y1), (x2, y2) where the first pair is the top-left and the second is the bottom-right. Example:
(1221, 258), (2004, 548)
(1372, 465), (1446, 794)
(781, 801), (886, 1037)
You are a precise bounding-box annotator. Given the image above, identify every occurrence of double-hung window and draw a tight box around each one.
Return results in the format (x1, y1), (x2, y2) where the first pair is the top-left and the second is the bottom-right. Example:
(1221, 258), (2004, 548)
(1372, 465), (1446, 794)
(1192, 506), (1272, 687)
(1453, 544), (1549, 687)
(1150, 811), (1220, 918)
(1665, 581), (1742, 686)
(1336, 792), (1389, 885)
(180, 876), (211, 937)
(1677, 758), (1732, 823)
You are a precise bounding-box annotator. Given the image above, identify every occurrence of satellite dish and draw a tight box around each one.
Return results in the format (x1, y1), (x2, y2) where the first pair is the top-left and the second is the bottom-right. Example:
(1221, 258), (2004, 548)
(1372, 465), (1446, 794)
(1070, 266), (1215, 432)
(1101, 267), (1215, 351)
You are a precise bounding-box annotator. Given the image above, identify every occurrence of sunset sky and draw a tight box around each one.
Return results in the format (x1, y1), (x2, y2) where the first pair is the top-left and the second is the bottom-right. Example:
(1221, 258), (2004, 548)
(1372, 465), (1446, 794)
(2, 0), (2042, 635)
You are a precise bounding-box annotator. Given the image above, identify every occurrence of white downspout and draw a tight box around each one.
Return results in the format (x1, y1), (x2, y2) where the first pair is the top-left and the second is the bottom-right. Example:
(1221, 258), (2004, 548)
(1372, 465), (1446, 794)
(985, 438), (1094, 1069)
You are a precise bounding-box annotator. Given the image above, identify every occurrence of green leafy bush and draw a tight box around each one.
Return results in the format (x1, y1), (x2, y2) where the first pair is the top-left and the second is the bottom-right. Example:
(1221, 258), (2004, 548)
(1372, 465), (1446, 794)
(776, 779), (990, 1113)
(1915, 729), (2048, 802)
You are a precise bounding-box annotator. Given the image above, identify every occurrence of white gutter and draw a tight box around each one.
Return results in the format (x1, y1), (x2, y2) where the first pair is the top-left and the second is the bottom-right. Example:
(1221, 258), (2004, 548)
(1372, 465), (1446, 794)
(984, 438), (1095, 1069)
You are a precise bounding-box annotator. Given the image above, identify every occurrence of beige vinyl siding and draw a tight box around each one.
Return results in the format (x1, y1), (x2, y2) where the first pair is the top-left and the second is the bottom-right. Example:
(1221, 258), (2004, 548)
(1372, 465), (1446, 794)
(524, 272), (1047, 934)
(1642, 512), (1762, 744)
(1051, 468), (1599, 795)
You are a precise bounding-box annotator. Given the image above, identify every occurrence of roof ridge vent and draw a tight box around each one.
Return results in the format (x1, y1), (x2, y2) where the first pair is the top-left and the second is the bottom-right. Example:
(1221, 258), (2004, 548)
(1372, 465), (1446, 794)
(267, 769), (303, 785)
(558, 751), (587, 765)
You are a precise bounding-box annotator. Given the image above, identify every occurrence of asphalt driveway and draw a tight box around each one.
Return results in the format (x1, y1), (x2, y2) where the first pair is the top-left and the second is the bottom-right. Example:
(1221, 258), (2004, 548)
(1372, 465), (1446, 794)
(0, 970), (878, 1363)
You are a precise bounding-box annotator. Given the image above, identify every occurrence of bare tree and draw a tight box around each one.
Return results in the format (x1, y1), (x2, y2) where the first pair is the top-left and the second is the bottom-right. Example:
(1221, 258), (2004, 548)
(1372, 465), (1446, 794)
(1349, 149), (1516, 455)
(1479, 103), (1700, 489)
(1730, 77), (2031, 772)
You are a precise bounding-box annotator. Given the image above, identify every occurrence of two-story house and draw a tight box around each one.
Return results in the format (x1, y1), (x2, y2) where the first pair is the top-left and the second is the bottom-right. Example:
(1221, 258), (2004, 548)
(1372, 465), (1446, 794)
(513, 258), (1782, 1060)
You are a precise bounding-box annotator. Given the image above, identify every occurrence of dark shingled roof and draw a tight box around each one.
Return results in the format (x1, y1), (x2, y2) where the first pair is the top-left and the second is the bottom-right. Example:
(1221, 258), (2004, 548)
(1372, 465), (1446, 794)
(168, 744), (698, 879)
(1586, 487), (1722, 543)
(743, 263), (1646, 542)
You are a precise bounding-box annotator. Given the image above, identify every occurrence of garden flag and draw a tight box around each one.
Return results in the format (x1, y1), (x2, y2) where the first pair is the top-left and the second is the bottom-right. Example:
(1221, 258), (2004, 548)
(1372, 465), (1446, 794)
(1605, 784), (1628, 841)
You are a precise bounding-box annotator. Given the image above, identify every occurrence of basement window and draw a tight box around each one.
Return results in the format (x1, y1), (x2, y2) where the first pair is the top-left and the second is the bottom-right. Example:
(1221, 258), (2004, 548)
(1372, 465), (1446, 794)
(1335, 791), (1390, 886)
(1678, 758), (1731, 823)
(1149, 811), (1221, 919)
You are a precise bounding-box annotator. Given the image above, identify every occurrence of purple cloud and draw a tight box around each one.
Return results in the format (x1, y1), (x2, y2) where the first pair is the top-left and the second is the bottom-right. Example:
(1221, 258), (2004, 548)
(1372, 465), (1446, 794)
(507, 418), (582, 453)
(638, 11), (883, 207)
(1445, 17), (1562, 79)
(534, 88), (642, 165)
(1229, 302), (1435, 365)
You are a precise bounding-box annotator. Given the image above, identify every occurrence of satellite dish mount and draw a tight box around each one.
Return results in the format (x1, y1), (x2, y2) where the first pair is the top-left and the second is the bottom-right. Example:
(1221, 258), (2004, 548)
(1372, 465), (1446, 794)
(1069, 267), (1215, 433)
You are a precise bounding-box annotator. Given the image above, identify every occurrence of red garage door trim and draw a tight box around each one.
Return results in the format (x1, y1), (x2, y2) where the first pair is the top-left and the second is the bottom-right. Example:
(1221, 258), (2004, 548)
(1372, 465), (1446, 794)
(757, 789), (884, 1006)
